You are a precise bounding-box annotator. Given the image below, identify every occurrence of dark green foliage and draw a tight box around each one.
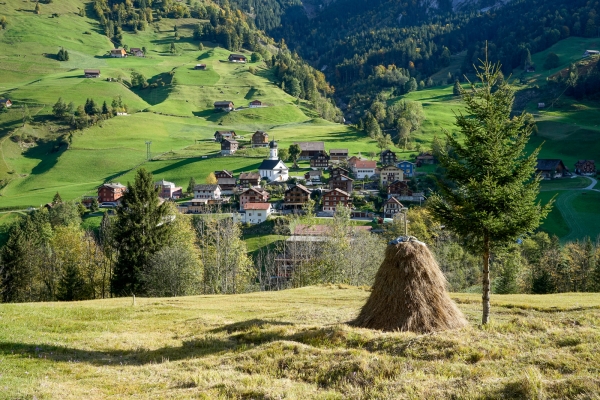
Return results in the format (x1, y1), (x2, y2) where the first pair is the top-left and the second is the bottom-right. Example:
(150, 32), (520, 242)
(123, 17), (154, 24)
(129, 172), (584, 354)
(52, 192), (62, 205)
(48, 202), (82, 228)
(57, 264), (86, 301)
(52, 97), (67, 118)
(111, 169), (172, 296)
(57, 48), (69, 61)
(453, 80), (461, 96)
(0, 16), (8, 30)
(186, 177), (196, 194)
(404, 78), (417, 94)
(543, 52), (560, 70)
(101, 101), (110, 115)
(90, 198), (99, 212)
(427, 57), (551, 323)
(130, 71), (148, 88)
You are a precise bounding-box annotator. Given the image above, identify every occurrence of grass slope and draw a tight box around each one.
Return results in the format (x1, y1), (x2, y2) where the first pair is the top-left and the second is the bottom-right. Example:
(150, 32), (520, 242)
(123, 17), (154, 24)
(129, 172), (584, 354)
(0, 286), (599, 399)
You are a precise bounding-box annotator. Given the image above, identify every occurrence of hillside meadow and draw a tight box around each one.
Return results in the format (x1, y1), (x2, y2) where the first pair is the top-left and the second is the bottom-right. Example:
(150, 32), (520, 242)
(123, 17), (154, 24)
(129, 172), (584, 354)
(0, 286), (599, 399)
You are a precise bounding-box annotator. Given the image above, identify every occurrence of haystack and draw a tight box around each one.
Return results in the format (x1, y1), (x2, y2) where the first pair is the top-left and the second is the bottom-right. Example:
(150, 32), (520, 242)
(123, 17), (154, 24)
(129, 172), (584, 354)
(353, 237), (467, 333)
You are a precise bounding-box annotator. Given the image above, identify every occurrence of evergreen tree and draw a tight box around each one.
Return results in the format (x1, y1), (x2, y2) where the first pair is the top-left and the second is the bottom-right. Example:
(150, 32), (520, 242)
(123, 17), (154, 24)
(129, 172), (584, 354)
(453, 80), (461, 96)
(187, 177), (196, 194)
(102, 101), (110, 115)
(111, 169), (172, 296)
(404, 77), (417, 93)
(52, 97), (67, 118)
(52, 191), (63, 205)
(288, 143), (301, 168)
(427, 56), (552, 324)
(90, 198), (99, 212)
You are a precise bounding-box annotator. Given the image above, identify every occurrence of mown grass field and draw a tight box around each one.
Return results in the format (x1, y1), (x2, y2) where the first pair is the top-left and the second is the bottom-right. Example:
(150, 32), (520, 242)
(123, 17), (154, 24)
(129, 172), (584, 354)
(0, 286), (599, 399)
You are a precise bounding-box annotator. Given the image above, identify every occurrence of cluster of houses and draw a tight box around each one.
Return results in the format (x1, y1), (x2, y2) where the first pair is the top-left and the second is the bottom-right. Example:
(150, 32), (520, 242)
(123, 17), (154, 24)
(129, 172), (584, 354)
(109, 47), (144, 58)
(536, 159), (597, 179)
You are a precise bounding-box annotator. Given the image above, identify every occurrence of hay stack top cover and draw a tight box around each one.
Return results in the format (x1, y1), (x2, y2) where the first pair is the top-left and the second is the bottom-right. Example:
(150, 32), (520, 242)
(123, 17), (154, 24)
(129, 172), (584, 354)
(354, 238), (468, 333)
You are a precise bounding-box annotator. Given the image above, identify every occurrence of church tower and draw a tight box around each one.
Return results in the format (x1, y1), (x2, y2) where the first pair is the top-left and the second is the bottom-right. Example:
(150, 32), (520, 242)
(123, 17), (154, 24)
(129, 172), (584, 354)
(268, 140), (278, 160)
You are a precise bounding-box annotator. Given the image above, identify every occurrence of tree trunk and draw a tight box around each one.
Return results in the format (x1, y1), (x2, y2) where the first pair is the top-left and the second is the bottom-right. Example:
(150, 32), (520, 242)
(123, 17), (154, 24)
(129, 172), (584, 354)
(482, 235), (491, 324)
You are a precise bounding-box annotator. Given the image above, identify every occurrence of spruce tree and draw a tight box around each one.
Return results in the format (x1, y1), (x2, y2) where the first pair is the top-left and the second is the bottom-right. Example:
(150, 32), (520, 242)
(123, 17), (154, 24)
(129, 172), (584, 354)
(453, 80), (461, 96)
(187, 177), (196, 194)
(52, 191), (63, 205)
(111, 168), (171, 296)
(102, 101), (110, 115)
(427, 55), (552, 324)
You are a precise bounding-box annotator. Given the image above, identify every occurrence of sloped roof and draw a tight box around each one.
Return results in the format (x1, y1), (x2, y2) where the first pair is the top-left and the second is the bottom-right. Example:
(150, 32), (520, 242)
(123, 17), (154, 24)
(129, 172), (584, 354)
(536, 159), (566, 171)
(244, 202), (271, 210)
(385, 197), (404, 206)
(239, 172), (261, 180)
(194, 184), (220, 191)
(214, 101), (234, 106)
(286, 184), (311, 194)
(324, 188), (350, 197)
(330, 149), (348, 154)
(331, 174), (354, 181)
(353, 160), (377, 169)
(294, 142), (325, 151)
(242, 187), (268, 196)
(258, 159), (286, 170)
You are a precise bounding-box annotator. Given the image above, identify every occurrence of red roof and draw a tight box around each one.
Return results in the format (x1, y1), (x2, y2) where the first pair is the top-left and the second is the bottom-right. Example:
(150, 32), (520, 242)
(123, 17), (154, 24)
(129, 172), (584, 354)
(244, 202), (271, 210)
(353, 160), (377, 169)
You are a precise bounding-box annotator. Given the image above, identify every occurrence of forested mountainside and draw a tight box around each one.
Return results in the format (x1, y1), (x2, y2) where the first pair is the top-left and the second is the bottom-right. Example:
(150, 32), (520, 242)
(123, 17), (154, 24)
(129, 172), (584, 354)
(230, 0), (599, 105)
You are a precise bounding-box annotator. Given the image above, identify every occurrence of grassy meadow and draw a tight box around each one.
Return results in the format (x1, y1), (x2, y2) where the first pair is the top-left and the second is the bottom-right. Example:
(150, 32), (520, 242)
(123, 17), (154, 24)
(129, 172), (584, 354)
(0, 286), (599, 399)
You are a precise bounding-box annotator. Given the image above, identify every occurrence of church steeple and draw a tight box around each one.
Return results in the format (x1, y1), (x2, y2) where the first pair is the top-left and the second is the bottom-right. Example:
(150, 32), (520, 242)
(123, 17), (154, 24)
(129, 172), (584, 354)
(268, 139), (278, 160)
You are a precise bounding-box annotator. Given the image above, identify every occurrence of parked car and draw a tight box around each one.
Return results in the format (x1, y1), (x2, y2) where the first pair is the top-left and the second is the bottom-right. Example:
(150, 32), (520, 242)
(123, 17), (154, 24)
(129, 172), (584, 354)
(100, 202), (118, 208)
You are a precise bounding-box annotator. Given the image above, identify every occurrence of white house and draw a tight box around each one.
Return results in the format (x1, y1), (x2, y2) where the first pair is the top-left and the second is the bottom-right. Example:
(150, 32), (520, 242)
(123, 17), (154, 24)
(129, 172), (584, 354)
(242, 202), (273, 225)
(258, 140), (289, 182)
(193, 184), (221, 200)
(351, 160), (377, 179)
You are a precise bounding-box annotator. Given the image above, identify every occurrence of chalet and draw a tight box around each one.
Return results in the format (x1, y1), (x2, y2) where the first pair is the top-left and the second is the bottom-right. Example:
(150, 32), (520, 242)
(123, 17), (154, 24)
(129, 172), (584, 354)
(239, 187), (269, 210)
(193, 184), (221, 200)
(295, 142), (325, 160)
(130, 48), (144, 57)
(574, 160), (596, 176)
(322, 189), (351, 213)
(239, 172), (261, 187)
(242, 203), (272, 225)
(194, 64), (207, 70)
(284, 184), (311, 210)
(351, 160), (377, 179)
(214, 101), (235, 111)
(252, 130), (269, 147)
(583, 50), (600, 57)
(214, 130), (236, 142)
(154, 179), (183, 199)
(310, 152), (330, 169)
(329, 174), (353, 194)
(416, 152), (435, 166)
(98, 183), (126, 203)
(330, 166), (350, 179)
(387, 180), (412, 198)
(258, 141), (289, 182)
(383, 197), (405, 218)
(380, 149), (398, 166)
(110, 48), (127, 58)
(215, 170), (236, 194)
(329, 149), (348, 162)
(221, 138), (239, 155)
(228, 54), (247, 63)
(347, 156), (362, 166)
(304, 170), (322, 182)
(84, 69), (101, 78)
(177, 199), (210, 214)
(397, 160), (416, 178)
(380, 165), (404, 186)
(536, 159), (568, 179)
(0, 99), (12, 108)
(249, 100), (263, 108)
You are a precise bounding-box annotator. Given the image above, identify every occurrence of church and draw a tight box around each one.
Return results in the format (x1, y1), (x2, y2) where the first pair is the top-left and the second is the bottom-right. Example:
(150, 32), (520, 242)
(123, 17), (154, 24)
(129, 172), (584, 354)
(258, 140), (289, 182)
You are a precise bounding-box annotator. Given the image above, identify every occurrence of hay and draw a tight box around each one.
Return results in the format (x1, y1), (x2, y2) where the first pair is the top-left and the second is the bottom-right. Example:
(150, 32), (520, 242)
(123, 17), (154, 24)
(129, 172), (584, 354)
(353, 238), (468, 333)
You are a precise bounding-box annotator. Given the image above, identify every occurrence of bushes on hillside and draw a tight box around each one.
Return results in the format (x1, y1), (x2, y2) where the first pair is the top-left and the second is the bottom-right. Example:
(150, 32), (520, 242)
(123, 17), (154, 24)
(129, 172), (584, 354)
(56, 48), (69, 61)
(52, 95), (128, 129)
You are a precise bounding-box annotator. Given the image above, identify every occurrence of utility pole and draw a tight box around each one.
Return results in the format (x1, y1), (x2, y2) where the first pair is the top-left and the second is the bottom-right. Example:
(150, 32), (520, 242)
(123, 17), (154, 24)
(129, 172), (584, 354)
(145, 141), (152, 160)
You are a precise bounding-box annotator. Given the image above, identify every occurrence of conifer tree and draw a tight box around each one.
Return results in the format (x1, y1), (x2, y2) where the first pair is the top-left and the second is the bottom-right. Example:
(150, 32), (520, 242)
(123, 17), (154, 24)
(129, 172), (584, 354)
(427, 55), (552, 324)
(187, 177), (196, 194)
(102, 101), (110, 115)
(453, 80), (461, 96)
(52, 191), (63, 205)
(111, 169), (171, 296)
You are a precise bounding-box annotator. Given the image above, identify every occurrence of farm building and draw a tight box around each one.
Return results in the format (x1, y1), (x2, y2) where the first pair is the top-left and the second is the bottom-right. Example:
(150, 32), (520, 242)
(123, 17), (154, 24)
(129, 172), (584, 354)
(252, 130), (269, 147)
(239, 172), (261, 186)
(110, 48), (127, 58)
(329, 149), (349, 161)
(295, 142), (325, 160)
(214, 130), (236, 142)
(416, 152), (435, 165)
(221, 138), (239, 155)
(130, 48), (144, 57)
(84, 69), (101, 78)
(249, 100), (263, 108)
(214, 101), (235, 111)
(229, 54), (247, 63)
(536, 159), (569, 179)
(194, 64), (207, 70)
(574, 160), (596, 176)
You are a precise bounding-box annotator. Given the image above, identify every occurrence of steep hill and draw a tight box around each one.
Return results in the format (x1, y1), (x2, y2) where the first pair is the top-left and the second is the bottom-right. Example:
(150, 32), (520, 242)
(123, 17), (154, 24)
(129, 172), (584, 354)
(1, 286), (599, 398)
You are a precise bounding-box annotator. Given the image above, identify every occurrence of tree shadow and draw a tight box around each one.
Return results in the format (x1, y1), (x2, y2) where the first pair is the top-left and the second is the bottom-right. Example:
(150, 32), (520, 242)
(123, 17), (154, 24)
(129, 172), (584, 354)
(43, 53), (58, 61)
(131, 72), (174, 106)
(23, 140), (67, 177)
(244, 87), (258, 100)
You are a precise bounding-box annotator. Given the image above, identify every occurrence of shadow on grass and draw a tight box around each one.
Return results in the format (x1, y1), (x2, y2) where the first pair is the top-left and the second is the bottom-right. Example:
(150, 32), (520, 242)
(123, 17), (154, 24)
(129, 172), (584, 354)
(131, 72), (174, 106)
(23, 140), (67, 177)
(192, 109), (225, 123)
(244, 87), (258, 100)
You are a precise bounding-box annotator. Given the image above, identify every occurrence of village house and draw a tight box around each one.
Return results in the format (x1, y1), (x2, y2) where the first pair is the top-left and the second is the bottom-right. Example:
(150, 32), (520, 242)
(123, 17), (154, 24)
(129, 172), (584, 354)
(84, 69), (101, 78)
(177, 199), (209, 214)
(214, 101), (235, 111)
(351, 160), (377, 179)
(322, 189), (351, 213)
(215, 170), (236, 194)
(249, 100), (263, 108)
(242, 203), (273, 225)
(229, 54), (247, 63)
(310, 152), (330, 169)
(97, 183), (126, 203)
(239, 187), (269, 210)
(380, 165), (404, 186)
(252, 130), (269, 147)
(239, 172), (261, 187)
(383, 197), (405, 218)
(259, 141), (289, 182)
(380, 149), (398, 166)
(330, 166), (350, 179)
(0, 99), (12, 108)
(329, 174), (354, 194)
(194, 64), (207, 70)
(295, 142), (325, 160)
(574, 160), (596, 176)
(536, 159), (569, 179)
(154, 179), (183, 199)
(387, 180), (412, 198)
(214, 130), (236, 142)
(193, 184), (221, 200)
(397, 160), (416, 178)
(416, 152), (435, 166)
(110, 48), (127, 58)
(304, 170), (322, 182)
(583, 50), (600, 57)
(221, 138), (239, 155)
(347, 156), (362, 166)
(130, 48), (144, 57)
(284, 184), (311, 210)
(329, 149), (349, 162)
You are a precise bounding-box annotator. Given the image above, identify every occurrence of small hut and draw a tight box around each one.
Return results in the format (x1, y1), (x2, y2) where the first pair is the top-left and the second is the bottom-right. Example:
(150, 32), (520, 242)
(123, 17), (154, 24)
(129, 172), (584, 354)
(353, 237), (468, 333)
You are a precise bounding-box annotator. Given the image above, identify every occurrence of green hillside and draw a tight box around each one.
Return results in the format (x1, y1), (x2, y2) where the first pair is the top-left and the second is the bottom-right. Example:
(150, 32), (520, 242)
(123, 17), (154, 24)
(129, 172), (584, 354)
(1, 286), (599, 398)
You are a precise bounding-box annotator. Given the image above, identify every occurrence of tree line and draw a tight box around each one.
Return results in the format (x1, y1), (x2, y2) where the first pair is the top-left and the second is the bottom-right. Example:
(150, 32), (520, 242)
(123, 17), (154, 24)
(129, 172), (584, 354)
(52, 96), (128, 130)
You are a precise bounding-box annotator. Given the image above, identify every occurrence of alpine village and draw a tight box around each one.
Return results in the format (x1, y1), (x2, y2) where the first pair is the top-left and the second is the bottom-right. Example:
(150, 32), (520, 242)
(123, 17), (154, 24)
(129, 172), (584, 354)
(1, 0), (600, 398)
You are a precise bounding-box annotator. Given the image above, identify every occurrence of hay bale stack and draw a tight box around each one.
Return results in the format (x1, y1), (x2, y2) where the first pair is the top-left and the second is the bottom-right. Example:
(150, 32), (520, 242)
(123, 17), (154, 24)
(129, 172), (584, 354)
(353, 238), (468, 333)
